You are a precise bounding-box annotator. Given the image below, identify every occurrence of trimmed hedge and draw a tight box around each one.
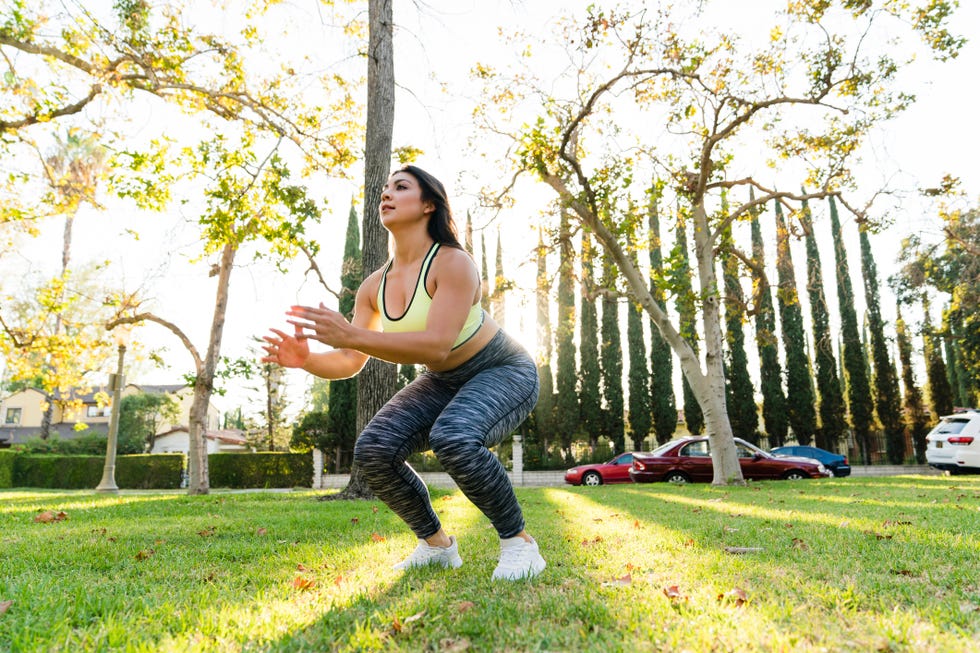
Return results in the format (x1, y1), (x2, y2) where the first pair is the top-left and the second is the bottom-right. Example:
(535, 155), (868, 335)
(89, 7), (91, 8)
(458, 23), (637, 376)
(115, 454), (184, 489)
(0, 449), (16, 488)
(208, 452), (312, 489)
(11, 454), (184, 489)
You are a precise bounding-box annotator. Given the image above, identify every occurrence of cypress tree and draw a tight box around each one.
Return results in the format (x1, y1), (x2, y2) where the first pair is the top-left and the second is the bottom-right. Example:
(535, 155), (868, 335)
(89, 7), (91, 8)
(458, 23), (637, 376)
(555, 211), (579, 458)
(327, 203), (361, 458)
(579, 232), (603, 453)
(750, 193), (788, 446)
(830, 196), (874, 464)
(922, 297), (954, 418)
(896, 303), (930, 463)
(601, 250), (625, 452)
(859, 228), (906, 464)
(673, 203), (703, 434)
(480, 232), (490, 312)
(647, 183), (677, 443)
(719, 218), (759, 443)
(774, 200), (817, 445)
(493, 226), (507, 327)
(533, 227), (555, 460)
(800, 196), (847, 451)
(942, 308), (965, 408)
(626, 237), (651, 451)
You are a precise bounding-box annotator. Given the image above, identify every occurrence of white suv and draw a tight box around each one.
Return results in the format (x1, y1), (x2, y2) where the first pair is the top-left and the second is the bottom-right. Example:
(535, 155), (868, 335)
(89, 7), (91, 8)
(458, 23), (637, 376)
(925, 410), (980, 475)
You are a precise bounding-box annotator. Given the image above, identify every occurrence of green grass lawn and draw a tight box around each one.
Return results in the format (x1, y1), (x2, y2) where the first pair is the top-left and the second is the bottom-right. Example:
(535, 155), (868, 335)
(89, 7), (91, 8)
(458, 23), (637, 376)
(1, 476), (979, 652)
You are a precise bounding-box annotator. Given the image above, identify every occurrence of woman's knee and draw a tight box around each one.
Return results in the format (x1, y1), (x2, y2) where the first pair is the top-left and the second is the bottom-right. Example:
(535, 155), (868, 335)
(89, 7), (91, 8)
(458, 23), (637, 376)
(352, 427), (396, 471)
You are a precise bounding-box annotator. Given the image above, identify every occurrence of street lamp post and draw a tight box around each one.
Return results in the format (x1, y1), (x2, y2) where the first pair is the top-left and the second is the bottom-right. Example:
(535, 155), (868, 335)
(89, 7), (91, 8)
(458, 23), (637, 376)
(96, 330), (129, 493)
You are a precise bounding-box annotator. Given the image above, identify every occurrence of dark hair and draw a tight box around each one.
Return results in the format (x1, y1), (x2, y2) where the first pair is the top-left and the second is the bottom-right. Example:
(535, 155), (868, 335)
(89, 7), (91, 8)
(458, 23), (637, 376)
(396, 165), (463, 249)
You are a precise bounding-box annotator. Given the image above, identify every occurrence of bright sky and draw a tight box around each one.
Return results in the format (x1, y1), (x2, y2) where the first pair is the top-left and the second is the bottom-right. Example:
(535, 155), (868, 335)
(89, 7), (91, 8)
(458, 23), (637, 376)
(4, 0), (978, 420)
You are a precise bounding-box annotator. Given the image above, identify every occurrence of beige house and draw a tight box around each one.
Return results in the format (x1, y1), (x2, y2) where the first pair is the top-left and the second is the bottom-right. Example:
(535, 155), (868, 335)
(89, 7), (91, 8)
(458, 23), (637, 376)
(0, 384), (239, 452)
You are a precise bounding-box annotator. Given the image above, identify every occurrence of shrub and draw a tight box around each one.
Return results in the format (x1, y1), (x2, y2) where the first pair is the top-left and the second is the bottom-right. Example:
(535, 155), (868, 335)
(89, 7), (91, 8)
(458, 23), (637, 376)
(209, 452), (313, 488)
(0, 450), (16, 488)
(14, 455), (104, 488)
(115, 454), (184, 489)
(12, 454), (184, 489)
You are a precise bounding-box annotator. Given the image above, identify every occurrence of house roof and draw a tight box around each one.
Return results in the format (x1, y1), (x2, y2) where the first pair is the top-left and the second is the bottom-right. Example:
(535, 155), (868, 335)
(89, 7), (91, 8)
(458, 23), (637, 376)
(0, 423), (109, 444)
(156, 427), (246, 445)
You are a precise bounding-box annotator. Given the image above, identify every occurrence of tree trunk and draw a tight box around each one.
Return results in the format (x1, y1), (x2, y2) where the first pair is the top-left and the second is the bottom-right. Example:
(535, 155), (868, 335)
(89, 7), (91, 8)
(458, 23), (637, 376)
(328, 0), (394, 501)
(186, 242), (236, 494)
(690, 202), (742, 485)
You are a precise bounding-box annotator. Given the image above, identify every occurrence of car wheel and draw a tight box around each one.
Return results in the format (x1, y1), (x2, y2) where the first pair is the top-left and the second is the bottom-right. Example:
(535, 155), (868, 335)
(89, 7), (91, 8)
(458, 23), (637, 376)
(582, 471), (602, 486)
(783, 470), (807, 480)
(664, 471), (689, 484)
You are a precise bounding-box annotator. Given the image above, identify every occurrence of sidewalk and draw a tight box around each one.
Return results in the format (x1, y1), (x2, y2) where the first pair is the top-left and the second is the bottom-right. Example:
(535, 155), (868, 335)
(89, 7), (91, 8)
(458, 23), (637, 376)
(318, 465), (940, 490)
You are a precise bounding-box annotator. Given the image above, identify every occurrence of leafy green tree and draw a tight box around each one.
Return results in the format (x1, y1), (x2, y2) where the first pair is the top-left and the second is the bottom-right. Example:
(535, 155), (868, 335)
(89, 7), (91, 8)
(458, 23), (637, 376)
(492, 227), (508, 328)
(474, 0), (962, 483)
(647, 183), (677, 444)
(555, 210), (579, 455)
(750, 197), (788, 447)
(941, 309), (965, 408)
(774, 200), (817, 445)
(480, 233), (491, 313)
(118, 391), (180, 454)
(895, 205), (979, 406)
(601, 251), (625, 452)
(672, 205), (703, 435)
(579, 232), (603, 452)
(859, 228), (905, 463)
(800, 196), (846, 451)
(830, 197), (875, 463)
(719, 218), (758, 443)
(895, 304), (930, 463)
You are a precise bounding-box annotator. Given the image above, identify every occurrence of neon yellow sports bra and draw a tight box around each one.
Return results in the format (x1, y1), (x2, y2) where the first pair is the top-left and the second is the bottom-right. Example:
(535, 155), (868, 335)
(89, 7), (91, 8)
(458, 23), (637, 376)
(378, 242), (485, 350)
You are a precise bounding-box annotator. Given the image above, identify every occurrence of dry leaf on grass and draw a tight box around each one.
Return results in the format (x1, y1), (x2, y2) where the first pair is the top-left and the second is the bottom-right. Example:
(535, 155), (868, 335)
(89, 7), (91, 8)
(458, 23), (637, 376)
(292, 576), (317, 591)
(717, 587), (749, 607)
(391, 611), (426, 634)
(792, 537), (810, 551)
(371, 532), (386, 542)
(456, 601), (475, 613)
(0, 600), (11, 616)
(663, 585), (688, 603)
(350, 517), (359, 525)
(34, 510), (68, 523)
(256, 527), (267, 536)
(135, 549), (155, 561)
(601, 574), (632, 588)
(580, 535), (603, 547)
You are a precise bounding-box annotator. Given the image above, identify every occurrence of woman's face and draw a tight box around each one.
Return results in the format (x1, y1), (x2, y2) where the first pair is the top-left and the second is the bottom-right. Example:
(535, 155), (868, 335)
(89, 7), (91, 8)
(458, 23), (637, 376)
(379, 171), (433, 229)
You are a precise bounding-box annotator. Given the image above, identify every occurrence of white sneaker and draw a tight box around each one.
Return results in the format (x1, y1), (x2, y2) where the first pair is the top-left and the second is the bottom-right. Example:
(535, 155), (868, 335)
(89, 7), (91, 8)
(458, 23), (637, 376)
(492, 536), (546, 581)
(393, 536), (463, 570)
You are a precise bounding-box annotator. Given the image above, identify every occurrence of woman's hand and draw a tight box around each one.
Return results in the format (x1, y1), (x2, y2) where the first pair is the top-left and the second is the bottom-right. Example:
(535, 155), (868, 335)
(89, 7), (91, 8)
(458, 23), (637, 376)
(286, 303), (353, 349)
(261, 327), (310, 368)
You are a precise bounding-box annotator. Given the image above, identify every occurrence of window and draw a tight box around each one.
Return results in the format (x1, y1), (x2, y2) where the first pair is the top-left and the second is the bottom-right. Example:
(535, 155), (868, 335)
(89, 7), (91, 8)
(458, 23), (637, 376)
(4, 407), (21, 425)
(87, 405), (110, 418)
(680, 441), (709, 457)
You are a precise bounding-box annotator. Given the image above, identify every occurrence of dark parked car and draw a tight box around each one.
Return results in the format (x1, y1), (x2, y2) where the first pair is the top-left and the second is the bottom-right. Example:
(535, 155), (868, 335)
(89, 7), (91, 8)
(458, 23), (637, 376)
(565, 453), (637, 486)
(629, 436), (831, 484)
(771, 445), (851, 477)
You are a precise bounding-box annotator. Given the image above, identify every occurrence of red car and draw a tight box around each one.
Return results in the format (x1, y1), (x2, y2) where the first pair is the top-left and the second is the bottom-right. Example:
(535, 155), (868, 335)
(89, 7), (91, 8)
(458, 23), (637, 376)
(629, 436), (831, 483)
(564, 453), (637, 486)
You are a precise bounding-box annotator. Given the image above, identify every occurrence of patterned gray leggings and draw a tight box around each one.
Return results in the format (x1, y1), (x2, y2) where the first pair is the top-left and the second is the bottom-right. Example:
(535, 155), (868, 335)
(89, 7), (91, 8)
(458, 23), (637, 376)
(353, 330), (539, 539)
